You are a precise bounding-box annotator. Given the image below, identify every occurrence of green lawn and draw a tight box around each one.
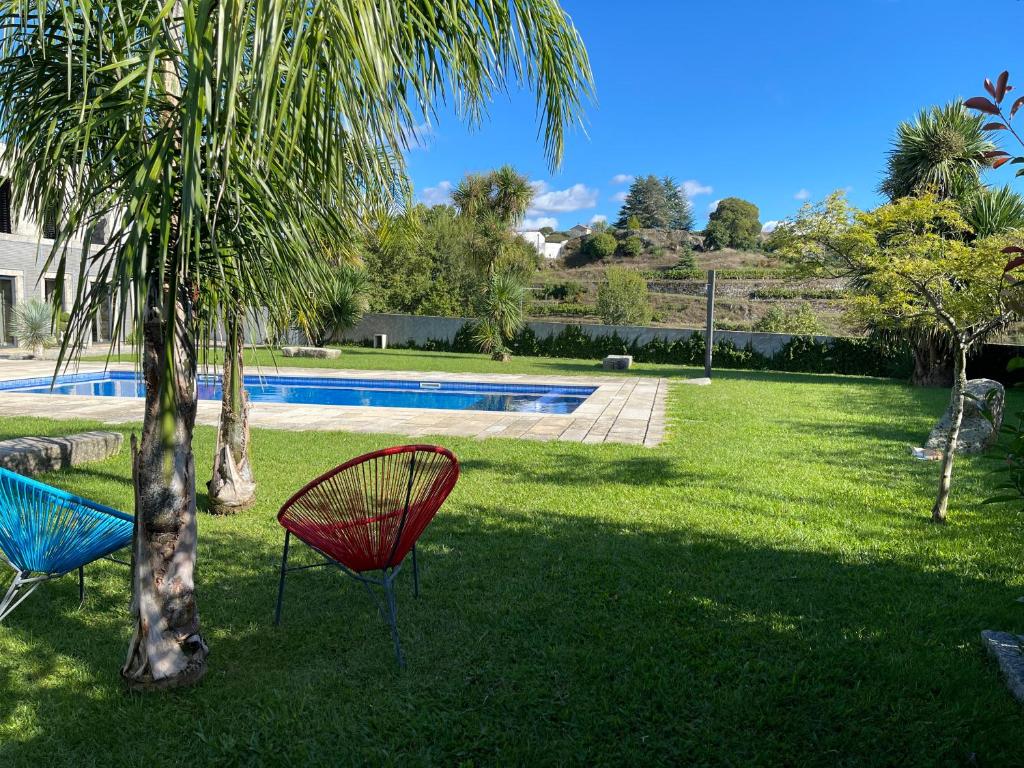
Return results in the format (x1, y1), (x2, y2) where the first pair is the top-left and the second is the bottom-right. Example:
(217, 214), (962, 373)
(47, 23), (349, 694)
(3, 349), (1023, 766)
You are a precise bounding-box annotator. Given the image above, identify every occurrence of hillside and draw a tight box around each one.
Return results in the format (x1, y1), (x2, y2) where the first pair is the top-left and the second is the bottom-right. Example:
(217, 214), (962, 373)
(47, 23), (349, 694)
(530, 228), (854, 336)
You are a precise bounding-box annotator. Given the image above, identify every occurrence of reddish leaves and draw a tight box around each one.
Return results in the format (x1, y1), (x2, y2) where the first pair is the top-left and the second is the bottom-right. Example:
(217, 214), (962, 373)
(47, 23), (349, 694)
(996, 71), (1011, 102)
(983, 122), (1008, 131)
(993, 157), (1013, 169)
(966, 96), (1001, 115)
(1012, 96), (1024, 118)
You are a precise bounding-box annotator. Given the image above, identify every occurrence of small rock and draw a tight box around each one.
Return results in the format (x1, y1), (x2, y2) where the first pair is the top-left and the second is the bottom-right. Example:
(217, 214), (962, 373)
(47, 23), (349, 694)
(281, 346), (341, 360)
(925, 378), (1004, 455)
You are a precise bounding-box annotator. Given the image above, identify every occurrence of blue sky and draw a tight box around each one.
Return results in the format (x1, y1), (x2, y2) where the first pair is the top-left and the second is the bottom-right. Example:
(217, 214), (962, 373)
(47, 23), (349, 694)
(404, 0), (1024, 232)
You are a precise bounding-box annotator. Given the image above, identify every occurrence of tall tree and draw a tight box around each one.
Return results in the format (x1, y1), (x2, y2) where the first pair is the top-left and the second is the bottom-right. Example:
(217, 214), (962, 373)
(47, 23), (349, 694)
(878, 102), (998, 386)
(0, 0), (591, 690)
(615, 175), (669, 229)
(879, 102), (995, 202)
(452, 165), (534, 227)
(704, 198), (761, 250)
(662, 177), (694, 230)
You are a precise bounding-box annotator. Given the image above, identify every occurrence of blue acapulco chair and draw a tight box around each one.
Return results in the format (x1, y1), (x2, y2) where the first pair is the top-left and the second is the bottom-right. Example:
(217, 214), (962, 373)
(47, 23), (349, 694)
(0, 467), (134, 622)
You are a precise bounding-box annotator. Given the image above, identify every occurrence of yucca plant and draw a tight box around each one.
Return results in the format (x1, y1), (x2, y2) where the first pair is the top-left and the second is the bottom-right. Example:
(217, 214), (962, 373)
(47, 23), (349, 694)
(962, 185), (1024, 237)
(474, 270), (529, 361)
(9, 297), (54, 357)
(0, 0), (591, 689)
(880, 102), (995, 202)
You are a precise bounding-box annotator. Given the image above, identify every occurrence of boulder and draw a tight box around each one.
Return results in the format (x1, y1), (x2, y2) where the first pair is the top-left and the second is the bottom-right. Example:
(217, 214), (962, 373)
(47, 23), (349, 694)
(280, 346), (341, 360)
(925, 378), (1004, 455)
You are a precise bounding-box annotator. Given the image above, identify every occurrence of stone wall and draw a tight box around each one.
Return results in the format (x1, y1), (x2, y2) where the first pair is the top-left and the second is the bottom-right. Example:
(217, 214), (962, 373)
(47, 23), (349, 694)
(337, 312), (830, 358)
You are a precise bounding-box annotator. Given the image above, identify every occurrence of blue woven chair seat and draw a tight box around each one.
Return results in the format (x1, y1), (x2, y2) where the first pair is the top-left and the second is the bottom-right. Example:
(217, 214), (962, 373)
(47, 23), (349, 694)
(0, 467), (133, 621)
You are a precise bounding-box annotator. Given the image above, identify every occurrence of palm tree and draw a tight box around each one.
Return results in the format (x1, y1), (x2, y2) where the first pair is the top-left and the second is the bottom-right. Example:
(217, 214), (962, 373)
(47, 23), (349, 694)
(0, 0), (591, 690)
(452, 165), (534, 227)
(880, 102), (995, 202)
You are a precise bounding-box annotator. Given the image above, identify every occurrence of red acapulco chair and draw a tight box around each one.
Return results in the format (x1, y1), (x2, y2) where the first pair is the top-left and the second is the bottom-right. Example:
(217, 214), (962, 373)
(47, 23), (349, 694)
(273, 445), (459, 666)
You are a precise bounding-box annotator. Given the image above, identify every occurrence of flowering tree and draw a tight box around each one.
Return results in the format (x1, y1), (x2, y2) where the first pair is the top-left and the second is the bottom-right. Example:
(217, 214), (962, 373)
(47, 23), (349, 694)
(775, 193), (1022, 522)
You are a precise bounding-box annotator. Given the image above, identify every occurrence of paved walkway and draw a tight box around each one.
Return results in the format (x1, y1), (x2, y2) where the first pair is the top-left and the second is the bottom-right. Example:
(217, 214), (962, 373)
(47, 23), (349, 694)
(0, 360), (672, 446)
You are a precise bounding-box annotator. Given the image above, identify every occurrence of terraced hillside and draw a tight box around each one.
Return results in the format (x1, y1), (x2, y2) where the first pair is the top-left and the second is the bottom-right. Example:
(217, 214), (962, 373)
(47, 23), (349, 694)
(531, 228), (855, 335)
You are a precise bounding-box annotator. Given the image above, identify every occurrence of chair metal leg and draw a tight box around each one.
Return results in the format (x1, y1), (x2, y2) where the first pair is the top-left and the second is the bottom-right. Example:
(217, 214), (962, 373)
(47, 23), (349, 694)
(274, 530), (291, 626)
(382, 571), (405, 668)
(78, 566), (85, 607)
(0, 571), (46, 623)
(411, 544), (419, 598)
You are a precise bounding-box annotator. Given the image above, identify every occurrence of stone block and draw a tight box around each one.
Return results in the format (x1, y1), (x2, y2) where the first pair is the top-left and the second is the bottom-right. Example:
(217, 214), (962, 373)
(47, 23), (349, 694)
(0, 431), (124, 475)
(602, 355), (633, 371)
(280, 346), (341, 359)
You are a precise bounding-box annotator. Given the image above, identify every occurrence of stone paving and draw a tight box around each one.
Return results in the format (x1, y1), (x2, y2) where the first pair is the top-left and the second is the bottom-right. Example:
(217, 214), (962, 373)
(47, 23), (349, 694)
(0, 359), (673, 446)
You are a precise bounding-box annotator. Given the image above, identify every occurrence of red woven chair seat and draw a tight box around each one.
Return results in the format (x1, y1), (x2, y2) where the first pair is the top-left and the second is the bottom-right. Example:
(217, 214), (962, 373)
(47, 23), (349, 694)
(278, 446), (459, 574)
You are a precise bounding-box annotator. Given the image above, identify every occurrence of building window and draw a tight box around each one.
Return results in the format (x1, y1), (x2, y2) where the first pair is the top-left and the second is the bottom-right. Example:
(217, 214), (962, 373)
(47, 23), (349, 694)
(0, 180), (11, 234)
(44, 278), (64, 310)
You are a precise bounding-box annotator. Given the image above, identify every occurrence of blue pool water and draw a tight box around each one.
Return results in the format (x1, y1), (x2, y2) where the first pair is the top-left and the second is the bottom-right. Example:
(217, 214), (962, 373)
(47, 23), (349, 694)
(0, 372), (595, 414)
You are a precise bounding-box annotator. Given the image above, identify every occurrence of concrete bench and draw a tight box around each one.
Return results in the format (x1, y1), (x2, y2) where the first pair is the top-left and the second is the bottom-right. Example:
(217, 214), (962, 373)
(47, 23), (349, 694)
(0, 431), (124, 476)
(281, 346), (341, 359)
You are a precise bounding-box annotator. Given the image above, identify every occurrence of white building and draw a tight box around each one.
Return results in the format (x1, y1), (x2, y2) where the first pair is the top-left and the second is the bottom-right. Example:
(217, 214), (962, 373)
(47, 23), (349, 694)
(516, 230), (564, 260)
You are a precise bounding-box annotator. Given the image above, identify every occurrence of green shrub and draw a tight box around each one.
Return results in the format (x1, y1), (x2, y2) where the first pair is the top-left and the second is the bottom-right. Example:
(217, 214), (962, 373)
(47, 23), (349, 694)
(596, 267), (652, 325)
(536, 280), (586, 302)
(752, 302), (823, 335)
(583, 232), (618, 260)
(621, 236), (644, 257)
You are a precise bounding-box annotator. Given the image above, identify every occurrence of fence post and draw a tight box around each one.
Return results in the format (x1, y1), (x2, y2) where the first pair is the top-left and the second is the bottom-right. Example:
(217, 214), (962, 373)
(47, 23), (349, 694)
(704, 269), (716, 378)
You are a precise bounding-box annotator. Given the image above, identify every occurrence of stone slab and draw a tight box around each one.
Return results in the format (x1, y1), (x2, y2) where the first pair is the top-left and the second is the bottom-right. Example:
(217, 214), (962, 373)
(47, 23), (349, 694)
(281, 346), (341, 359)
(0, 430), (123, 475)
(981, 630), (1024, 703)
(602, 355), (633, 371)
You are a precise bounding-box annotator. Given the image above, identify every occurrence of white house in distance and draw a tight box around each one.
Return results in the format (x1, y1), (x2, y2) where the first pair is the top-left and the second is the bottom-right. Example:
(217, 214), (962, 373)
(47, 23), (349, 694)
(516, 223), (593, 260)
(517, 230), (564, 260)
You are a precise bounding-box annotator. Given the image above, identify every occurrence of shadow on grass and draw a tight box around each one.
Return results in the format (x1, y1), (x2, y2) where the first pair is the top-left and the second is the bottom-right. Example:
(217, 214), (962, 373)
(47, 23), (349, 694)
(459, 453), (693, 487)
(2, 501), (1022, 765)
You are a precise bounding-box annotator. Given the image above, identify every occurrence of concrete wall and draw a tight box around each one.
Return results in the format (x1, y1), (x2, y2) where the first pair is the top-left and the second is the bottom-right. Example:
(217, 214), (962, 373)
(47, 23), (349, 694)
(338, 312), (830, 358)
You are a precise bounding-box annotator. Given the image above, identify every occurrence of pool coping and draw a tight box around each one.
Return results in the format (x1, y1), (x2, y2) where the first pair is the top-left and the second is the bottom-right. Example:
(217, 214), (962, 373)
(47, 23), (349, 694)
(0, 360), (670, 447)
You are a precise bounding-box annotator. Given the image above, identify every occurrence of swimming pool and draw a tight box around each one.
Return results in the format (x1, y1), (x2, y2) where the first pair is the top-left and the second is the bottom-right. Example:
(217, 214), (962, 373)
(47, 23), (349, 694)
(0, 372), (596, 414)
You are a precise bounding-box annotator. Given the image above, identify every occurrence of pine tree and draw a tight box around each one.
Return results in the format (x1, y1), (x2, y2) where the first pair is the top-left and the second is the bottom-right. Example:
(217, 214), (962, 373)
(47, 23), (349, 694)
(662, 176), (694, 230)
(615, 174), (692, 230)
(615, 175), (668, 228)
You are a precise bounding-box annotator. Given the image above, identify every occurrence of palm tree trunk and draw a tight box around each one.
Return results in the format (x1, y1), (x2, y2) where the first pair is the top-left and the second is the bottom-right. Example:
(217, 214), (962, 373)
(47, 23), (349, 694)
(931, 341), (968, 523)
(912, 332), (952, 387)
(121, 285), (208, 690)
(207, 309), (255, 514)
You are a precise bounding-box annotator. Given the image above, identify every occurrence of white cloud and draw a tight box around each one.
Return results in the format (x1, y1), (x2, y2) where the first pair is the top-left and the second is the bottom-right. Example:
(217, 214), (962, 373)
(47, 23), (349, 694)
(419, 180), (452, 206)
(611, 174), (634, 185)
(794, 188), (811, 201)
(611, 190), (628, 203)
(708, 199), (722, 213)
(408, 122), (433, 149)
(529, 182), (598, 213)
(682, 180), (713, 197)
(521, 216), (559, 231)
(762, 220), (780, 233)
(589, 214), (607, 225)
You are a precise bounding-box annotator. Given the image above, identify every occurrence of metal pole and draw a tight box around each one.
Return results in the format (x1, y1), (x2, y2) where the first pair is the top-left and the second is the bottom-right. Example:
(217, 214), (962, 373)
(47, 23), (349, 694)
(704, 270), (716, 378)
